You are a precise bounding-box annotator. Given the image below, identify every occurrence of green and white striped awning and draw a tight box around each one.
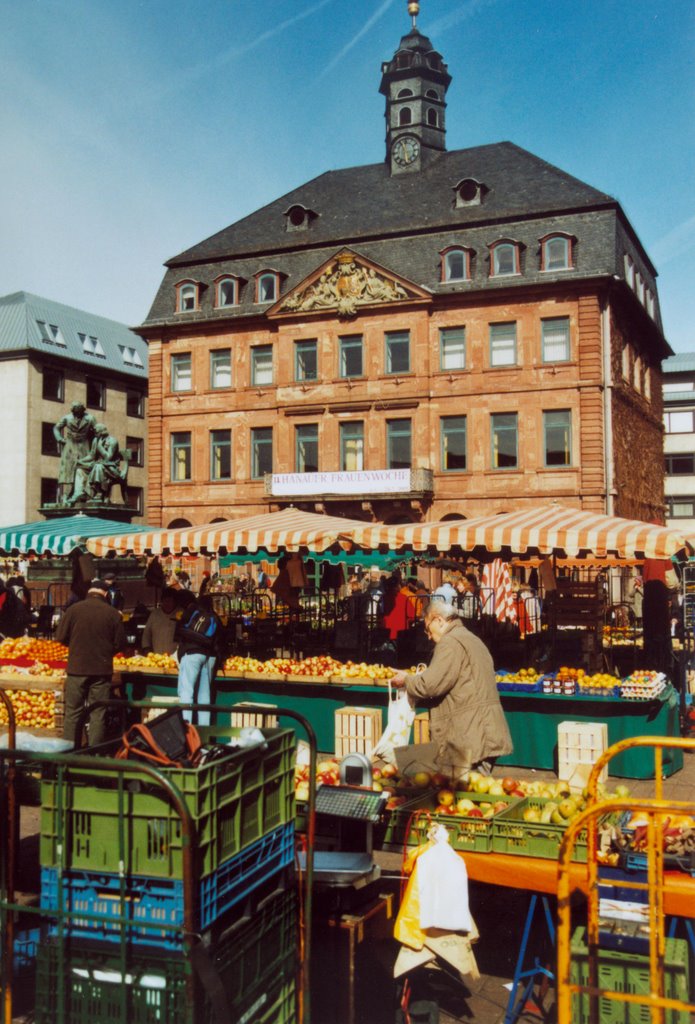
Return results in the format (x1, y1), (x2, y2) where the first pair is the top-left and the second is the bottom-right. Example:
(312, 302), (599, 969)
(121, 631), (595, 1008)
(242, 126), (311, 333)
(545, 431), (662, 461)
(0, 515), (157, 556)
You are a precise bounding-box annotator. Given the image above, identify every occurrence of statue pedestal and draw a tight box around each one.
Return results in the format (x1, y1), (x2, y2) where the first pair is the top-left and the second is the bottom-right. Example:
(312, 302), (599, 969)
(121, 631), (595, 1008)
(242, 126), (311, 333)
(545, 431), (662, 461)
(39, 503), (137, 524)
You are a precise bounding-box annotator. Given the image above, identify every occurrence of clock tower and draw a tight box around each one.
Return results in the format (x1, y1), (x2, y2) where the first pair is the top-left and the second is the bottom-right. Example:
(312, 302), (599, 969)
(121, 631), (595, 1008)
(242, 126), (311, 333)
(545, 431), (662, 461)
(380, 1), (451, 175)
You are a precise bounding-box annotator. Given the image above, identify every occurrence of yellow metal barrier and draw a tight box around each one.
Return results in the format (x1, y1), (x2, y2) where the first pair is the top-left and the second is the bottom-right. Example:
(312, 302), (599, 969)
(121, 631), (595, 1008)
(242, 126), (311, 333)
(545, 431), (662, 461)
(557, 736), (695, 1024)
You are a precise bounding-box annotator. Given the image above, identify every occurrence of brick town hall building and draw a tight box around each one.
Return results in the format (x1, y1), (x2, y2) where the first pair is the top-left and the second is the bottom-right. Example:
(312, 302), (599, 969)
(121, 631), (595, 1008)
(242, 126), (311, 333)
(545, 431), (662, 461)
(140, 3), (671, 530)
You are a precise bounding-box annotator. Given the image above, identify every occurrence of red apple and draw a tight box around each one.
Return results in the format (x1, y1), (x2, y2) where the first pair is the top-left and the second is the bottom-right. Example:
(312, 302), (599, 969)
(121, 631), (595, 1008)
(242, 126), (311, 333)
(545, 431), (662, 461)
(467, 808), (484, 818)
(502, 777), (519, 795)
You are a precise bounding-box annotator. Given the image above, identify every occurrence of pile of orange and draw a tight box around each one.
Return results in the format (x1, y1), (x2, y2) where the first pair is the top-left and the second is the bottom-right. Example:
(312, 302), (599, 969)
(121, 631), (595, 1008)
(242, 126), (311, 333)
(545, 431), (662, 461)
(0, 636), (68, 663)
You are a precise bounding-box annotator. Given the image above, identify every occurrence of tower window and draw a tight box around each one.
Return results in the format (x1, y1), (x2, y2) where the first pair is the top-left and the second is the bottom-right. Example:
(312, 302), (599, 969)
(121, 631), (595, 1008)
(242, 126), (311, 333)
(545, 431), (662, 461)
(427, 108), (438, 127)
(397, 88), (413, 98)
(425, 89), (438, 99)
(396, 53), (411, 69)
(399, 107), (412, 126)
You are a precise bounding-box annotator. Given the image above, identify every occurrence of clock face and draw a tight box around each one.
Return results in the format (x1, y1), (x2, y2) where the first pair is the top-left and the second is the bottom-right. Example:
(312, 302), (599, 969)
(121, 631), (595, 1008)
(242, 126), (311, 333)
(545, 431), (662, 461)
(393, 136), (420, 167)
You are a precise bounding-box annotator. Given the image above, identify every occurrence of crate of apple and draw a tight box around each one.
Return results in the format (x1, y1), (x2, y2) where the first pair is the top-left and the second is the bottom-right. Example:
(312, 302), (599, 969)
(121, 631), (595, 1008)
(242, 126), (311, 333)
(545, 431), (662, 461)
(0, 688), (56, 729)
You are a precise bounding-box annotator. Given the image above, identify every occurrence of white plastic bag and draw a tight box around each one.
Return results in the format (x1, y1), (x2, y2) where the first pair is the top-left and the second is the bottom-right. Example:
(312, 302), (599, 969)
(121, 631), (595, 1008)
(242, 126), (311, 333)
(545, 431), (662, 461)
(371, 680), (415, 763)
(416, 823), (473, 932)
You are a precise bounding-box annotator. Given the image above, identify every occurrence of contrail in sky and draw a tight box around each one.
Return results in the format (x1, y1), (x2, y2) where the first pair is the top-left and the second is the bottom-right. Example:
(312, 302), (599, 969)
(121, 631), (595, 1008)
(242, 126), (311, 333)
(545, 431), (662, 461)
(424, 0), (499, 37)
(152, 0), (336, 99)
(650, 214), (695, 267)
(315, 0), (397, 81)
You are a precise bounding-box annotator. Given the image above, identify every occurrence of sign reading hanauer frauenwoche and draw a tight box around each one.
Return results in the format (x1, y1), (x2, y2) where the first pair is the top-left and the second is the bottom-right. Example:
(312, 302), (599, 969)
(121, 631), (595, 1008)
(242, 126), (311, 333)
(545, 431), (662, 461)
(271, 469), (411, 496)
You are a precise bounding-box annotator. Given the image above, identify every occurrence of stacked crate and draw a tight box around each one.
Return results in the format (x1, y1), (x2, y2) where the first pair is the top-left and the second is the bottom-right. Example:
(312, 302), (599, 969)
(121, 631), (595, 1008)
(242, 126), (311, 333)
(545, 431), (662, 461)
(34, 725), (299, 1024)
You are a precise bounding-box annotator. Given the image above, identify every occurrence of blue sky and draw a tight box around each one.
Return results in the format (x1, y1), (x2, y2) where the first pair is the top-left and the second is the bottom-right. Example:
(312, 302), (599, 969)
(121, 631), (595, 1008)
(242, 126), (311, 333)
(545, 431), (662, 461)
(1, 0), (693, 350)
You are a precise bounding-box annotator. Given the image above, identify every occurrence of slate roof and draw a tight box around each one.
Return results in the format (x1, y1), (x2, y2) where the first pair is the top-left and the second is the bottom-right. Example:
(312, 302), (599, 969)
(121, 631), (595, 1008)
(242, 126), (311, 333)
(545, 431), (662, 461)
(144, 141), (662, 337)
(0, 292), (148, 379)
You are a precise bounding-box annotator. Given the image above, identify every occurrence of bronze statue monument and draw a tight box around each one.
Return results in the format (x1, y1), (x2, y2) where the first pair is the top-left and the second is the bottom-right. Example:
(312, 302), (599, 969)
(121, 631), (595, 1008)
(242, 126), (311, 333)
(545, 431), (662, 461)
(52, 404), (131, 508)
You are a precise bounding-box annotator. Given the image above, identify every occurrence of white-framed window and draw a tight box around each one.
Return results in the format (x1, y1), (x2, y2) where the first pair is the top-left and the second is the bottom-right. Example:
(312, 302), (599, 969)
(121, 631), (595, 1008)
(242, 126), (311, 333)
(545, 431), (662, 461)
(176, 282), (198, 313)
(36, 321), (66, 347)
(664, 410), (695, 433)
(665, 453), (695, 475)
(667, 497), (695, 519)
(256, 273), (278, 303)
(210, 348), (232, 389)
(489, 322), (517, 367)
(215, 277), (239, 307)
(171, 353), (192, 392)
(540, 234), (573, 272)
(490, 241), (520, 277)
(441, 247), (471, 282)
(440, 327), (466, 371)
(542, 317), (571, 363)
(251, 345), (273, 386)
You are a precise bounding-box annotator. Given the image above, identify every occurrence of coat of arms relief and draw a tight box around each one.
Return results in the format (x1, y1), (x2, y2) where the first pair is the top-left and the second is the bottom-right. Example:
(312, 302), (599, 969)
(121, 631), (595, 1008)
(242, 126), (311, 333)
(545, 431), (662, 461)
(279, 253), (413, 318)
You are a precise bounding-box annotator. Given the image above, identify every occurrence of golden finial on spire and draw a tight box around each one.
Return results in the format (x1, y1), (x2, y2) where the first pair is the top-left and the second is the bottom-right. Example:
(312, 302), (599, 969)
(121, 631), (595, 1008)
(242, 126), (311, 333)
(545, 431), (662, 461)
(408, 1), (420, 29)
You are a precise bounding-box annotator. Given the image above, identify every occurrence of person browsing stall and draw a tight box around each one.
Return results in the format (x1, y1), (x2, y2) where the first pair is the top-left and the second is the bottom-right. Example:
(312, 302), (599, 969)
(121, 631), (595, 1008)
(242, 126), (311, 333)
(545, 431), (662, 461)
(141, 586), (179, 655)
(56, 578), (127, 747)
(175, 593), (223, 726)
(390, 601), (512, 780)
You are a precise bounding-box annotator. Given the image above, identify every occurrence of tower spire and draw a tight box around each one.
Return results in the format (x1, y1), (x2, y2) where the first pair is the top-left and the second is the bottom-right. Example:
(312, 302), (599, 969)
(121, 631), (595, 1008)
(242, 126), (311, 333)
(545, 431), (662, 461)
(408, 1), (420, 30)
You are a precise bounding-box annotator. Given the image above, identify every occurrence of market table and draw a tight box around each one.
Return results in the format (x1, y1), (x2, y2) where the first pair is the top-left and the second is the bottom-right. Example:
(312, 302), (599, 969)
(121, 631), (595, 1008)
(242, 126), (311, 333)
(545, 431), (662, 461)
(118, 672), (683, 778)
(497, 686), (683, 778)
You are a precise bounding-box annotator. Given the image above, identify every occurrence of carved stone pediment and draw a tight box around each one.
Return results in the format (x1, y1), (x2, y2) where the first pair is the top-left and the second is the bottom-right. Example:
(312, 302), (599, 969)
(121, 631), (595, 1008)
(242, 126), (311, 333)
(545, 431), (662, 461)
(269, 250), (431, 320)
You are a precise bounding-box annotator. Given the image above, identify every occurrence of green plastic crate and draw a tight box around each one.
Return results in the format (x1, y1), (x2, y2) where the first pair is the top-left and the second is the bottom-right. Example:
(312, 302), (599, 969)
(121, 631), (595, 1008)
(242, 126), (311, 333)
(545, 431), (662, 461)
(491, 796), (588, 862)
(34, 885), (297, 1024)
(570, 926), (690, 1023)
(40, 727), (295, 879)
(378, 790), (520, 853)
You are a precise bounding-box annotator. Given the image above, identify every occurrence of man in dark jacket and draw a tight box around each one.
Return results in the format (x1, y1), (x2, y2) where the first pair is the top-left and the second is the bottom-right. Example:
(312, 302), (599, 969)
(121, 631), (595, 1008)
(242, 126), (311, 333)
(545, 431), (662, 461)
(56, 578), (127, 746)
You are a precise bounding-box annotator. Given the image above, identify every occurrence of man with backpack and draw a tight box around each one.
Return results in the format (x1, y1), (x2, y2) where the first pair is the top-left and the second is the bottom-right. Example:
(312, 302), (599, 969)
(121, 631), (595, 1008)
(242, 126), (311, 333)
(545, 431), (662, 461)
(175, 593), (222, 726)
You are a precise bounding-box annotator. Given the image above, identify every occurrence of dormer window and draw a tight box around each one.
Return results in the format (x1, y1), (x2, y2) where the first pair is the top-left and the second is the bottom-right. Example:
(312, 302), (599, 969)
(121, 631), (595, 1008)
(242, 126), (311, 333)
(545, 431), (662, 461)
(36, 321), (66, 347)
(489, 240), (522, 277)
(255, 271), (280, 304)
(396, 52), (411, 69)
(118, 345), (144, 368)
(440, 245), (473, 283)
(454, 178), (487, 209)
(399, 107), (412, 126)
(79, 333), (106, 358)
(540, 233), (574, 272)
(283, 204), (317, 233)
(176, 281), (199, 313)
(215, 276), (239, 307)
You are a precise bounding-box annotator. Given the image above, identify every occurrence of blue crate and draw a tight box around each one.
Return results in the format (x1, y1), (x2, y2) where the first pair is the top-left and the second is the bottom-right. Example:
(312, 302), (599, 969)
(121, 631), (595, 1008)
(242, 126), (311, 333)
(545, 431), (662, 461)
(41, 821), (295, 948)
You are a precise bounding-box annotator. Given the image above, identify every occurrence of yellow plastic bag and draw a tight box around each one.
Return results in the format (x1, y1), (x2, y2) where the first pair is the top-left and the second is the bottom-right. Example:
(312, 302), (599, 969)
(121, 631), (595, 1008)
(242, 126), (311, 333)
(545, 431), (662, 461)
(393, 841), (431, 950)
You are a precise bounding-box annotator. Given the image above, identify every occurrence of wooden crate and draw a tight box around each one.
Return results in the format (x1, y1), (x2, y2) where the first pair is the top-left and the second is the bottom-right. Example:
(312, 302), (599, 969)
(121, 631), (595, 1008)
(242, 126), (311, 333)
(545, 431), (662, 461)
(558, 720), (608, 787)
(413, 712), (430, 744)
(335, 706), (383, 759)
(230, 701), (278, 729)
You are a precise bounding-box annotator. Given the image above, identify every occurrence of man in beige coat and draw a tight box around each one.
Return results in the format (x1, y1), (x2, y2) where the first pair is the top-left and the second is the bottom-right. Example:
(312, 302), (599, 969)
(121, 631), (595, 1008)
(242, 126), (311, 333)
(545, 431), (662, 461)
(391, 601), (512, 779)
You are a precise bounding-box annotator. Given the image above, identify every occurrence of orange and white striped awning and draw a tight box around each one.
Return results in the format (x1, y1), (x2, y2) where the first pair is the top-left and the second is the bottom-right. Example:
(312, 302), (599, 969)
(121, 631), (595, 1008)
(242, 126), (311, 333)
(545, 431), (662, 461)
(383, 505), (692, 561)
(85, 507), (389, 557)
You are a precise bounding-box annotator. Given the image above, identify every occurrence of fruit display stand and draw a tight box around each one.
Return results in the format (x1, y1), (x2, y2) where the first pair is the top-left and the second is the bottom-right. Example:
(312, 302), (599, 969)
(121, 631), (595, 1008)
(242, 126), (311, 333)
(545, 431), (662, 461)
(496, 684), (683, 779)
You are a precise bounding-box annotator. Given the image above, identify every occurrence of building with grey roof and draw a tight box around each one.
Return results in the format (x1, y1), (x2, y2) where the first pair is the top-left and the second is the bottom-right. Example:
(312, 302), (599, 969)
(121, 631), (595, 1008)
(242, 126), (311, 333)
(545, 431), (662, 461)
(0, 291), (148, 525)
(138, 4), (669, 530)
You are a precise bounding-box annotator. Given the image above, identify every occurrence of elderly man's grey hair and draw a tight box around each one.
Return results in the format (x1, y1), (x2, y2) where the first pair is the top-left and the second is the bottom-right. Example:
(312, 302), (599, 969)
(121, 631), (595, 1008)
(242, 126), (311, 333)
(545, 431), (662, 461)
(424, 600), (459, 622)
